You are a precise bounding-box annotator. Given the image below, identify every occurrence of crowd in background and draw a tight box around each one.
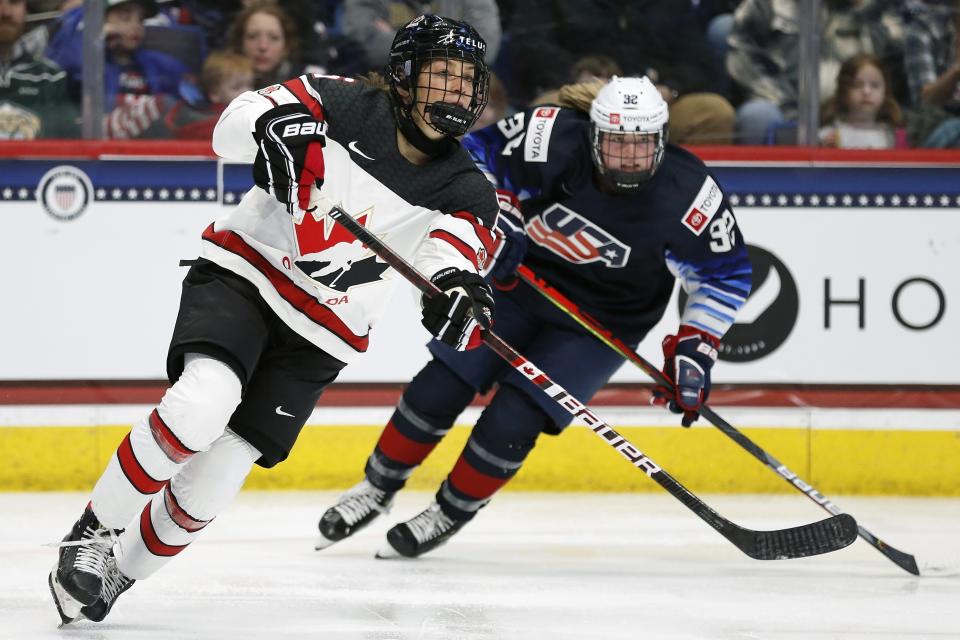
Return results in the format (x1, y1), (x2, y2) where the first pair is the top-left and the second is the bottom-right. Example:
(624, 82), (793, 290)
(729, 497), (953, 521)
(1, 0), (959, 148)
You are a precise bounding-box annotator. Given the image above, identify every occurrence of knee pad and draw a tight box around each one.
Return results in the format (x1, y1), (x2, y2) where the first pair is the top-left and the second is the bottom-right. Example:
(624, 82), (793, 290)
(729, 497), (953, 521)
(471, 384), (548, 461)
(403, 358), (477, 426)
(156, 353), (243, 452)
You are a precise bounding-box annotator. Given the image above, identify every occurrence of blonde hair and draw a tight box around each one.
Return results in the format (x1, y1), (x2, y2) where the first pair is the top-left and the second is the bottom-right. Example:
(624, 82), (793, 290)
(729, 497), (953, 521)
(200, 51), (253, 95)
(554, 79), (605, 113)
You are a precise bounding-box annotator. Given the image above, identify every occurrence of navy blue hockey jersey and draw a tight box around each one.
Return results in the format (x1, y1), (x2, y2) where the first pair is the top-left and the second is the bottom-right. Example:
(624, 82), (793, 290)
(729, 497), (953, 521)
(463, 106), (752, 340)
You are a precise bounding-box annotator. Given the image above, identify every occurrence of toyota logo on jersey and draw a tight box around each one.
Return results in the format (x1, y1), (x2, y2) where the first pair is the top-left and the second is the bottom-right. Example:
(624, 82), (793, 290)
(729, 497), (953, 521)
(526, 203), (630, 267)
(293, 208), (389, 292)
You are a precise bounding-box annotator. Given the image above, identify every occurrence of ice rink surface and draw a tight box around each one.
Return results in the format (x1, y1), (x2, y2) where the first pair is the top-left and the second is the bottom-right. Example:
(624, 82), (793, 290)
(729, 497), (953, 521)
(1, 491), (958, 640)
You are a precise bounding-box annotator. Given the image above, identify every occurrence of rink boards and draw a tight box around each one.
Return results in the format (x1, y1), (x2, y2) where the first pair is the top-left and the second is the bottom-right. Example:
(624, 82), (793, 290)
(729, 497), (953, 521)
(1, 405), (957, 495)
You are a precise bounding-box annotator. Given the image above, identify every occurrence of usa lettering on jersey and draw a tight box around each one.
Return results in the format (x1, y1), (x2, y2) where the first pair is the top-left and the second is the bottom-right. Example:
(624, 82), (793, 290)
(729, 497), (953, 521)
(523, 107), (559, 163)
(681, 176), (722, 236)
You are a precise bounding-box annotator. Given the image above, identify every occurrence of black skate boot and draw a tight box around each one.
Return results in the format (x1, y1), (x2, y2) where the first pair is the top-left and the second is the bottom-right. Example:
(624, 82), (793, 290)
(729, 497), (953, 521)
(80, 555), (135, 623)
(377, 502), (466, 559)
(48, 505), (120, 624)
(315, 479), (395, 550)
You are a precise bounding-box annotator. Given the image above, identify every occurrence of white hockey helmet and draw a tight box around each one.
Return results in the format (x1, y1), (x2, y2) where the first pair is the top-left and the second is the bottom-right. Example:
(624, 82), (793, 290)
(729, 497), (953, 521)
(589, 76), (669, 192)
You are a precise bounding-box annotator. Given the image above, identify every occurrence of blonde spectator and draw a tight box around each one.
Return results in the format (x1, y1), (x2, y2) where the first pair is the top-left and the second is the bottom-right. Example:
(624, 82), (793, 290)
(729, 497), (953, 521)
(819, 53), (907, 149)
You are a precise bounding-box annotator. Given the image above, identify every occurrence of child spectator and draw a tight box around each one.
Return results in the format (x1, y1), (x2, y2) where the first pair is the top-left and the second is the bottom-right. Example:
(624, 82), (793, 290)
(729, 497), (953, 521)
(0, 0), (77, 138)
(819, 53), (907, 149)
(130, 50), (254, 139)
(228, 2), (301, 87)
(45, 0), (193, 108)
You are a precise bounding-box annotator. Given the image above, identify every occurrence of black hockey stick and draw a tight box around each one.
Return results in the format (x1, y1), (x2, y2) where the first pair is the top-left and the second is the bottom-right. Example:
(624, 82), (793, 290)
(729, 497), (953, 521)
(326, 204), (858, 561)
(517, 264), (920, 575)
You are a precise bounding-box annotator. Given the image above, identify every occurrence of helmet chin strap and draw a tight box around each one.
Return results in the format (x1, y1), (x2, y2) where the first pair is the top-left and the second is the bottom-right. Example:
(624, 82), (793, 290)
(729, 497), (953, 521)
(395, 100), (457, 157)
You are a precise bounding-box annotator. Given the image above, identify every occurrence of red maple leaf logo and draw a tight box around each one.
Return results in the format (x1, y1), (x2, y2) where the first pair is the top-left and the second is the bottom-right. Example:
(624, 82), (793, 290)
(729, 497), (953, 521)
(294, 209), (370, 256)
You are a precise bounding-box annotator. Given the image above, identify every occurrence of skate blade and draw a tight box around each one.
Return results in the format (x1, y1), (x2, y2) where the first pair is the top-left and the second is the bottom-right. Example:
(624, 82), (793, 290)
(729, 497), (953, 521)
(374, 542), (402, 559)
(48, 570), (82, 626)
(314, 534), (338, 551)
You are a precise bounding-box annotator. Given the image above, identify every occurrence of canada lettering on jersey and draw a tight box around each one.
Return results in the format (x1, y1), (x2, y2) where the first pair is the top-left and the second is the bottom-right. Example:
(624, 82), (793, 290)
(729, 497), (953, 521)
(293, 209), (389, 292)
(526, 202), (630, 267)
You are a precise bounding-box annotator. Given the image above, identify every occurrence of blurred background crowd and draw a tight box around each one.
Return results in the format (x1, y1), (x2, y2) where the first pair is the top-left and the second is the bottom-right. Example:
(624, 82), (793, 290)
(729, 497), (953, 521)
(0, 0), (958, 148)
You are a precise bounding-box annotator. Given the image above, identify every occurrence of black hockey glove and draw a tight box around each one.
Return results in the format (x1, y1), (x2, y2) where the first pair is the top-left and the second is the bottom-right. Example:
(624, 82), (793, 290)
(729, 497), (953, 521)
(488, 189), (527, 290)
(252, 103), (326, 215)
(422, 267), (494, 351)
(651, 327), (719, 427)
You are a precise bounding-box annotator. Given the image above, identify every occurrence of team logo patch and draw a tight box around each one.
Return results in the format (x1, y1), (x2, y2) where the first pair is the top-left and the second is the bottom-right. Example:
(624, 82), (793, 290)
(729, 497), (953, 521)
(293, 207), (388, 292)
(36, 165), (93, 222)
(524, 107), (559, 163)
(681, 176), (722, 236)
(526, 203), (630, 267)
(257, 85), (282, 96)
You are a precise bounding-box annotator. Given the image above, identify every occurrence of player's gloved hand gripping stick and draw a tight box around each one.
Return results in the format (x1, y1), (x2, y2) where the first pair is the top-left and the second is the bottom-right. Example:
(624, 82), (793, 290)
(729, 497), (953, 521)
(516, 264), (919, 576)
(324, 201), (859, 562)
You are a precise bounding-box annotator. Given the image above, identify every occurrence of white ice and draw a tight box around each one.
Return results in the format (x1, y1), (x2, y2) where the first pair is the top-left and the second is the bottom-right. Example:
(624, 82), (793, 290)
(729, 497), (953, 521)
(1, 492), (958, 639)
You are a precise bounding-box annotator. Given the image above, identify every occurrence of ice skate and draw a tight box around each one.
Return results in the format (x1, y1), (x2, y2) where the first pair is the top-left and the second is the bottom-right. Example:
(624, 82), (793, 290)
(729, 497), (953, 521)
(80, 555), (135, 623)
(48, 505), (121, 625)
(376, 501), (466, 559)
(315, 479), (394, 549)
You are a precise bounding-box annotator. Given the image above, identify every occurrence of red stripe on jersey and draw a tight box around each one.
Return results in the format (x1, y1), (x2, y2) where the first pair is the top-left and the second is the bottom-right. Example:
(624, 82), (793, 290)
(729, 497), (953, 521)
(163, 485), (211, 533)
(282, 77), (324, 121)
(376, 420), (437, 466)
(149, 409), (195, 464)
(117, 433), (166, 495)
(448, 456), (511, 499)
(450, 210), (496, 254)
(202, 225), (369, 352)
(429, 230), (479, 270)
(139, 503), (188, 557)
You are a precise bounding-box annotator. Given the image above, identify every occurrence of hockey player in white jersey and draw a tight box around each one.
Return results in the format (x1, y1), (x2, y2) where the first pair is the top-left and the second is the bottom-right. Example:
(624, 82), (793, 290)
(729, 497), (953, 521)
(48, 14), (498, 625)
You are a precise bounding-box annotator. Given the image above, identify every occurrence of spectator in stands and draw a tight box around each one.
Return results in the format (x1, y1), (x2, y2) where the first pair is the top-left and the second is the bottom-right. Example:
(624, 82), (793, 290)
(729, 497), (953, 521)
(228, 1), (302, 87)
(342, 0), (501, 72)
(902, 0), (960, 147)
(692, 0), (743, 100)
(45, 0), (193, 108)
(726, 0), (904, 145)
(508, 0), (736, 144)
(133, 50), (254, 139)
(0, 0), (77, 138)
(819, 53), (907, 148)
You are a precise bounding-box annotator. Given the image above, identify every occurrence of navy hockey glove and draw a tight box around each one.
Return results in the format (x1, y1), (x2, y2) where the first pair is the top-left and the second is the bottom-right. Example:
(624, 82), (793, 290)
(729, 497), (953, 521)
(422, 267), (494, 351)
(651, 327), (719, 427)
(488, 190), (527, 290)
(252, 103), (326, 215)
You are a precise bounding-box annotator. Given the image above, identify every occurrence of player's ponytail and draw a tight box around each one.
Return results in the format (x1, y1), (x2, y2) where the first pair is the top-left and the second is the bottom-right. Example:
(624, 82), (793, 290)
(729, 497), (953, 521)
(554, 79), (605, 114)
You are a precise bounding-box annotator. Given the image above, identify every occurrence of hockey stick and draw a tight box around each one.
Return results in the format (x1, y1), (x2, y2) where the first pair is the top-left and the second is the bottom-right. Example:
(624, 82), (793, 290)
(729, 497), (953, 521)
(517, 264), (920, 575)
(325, 204), (858, 561)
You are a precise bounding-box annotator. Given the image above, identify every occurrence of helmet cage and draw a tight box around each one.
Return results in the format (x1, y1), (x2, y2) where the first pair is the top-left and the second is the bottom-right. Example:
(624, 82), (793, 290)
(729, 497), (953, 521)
(590, 126), (668, 192)
(387, 15), (490, 137)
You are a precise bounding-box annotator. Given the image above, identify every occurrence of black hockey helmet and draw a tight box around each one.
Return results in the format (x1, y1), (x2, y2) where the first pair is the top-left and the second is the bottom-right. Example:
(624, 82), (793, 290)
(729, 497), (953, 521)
(386, 14), (490, 153)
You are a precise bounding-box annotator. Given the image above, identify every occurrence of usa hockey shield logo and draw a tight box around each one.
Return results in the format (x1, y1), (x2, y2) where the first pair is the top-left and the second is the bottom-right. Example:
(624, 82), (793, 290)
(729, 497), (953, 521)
(526, 203), (630, 267)
(293, 208), (389, 292)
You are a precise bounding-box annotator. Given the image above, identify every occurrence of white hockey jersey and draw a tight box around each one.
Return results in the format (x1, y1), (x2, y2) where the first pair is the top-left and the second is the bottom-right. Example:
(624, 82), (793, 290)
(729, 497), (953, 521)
(207, 74), (499, 364)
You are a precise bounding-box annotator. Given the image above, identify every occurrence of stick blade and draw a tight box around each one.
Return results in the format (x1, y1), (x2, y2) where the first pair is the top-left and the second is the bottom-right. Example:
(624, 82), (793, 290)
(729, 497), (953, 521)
(741, 513), (859, 560)
(872, 538), (920, 575)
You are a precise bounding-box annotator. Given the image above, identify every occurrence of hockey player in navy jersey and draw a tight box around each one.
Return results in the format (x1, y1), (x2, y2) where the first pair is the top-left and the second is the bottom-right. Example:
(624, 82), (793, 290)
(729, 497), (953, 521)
(315, 76), (753, 559)
(48, 15), (499, 624)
